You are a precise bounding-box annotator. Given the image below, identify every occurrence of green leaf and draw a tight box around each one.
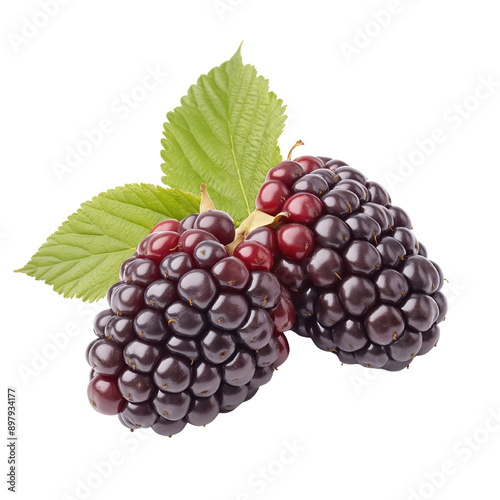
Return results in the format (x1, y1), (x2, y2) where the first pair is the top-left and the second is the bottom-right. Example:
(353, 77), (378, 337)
(161, 45), (287, 223)
(16, 184), (200, 302)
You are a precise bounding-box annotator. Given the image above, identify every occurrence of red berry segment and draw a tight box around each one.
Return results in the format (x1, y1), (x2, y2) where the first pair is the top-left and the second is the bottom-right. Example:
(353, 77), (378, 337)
(266, 160), (305, 187)
(256, 180), (290, 215)
(234, 241), (273, 272)
(273, 332), (290, 368)
(277, 224), (315, 260)
(271, 293), (295, 333)
(137, 231), (180, 263)
(246, 227), (279, 258)
(293, 155), (323, 173)
(282, 193), (323, 224)
(88, 375), (126, 415)
(151, 219), (180, 234)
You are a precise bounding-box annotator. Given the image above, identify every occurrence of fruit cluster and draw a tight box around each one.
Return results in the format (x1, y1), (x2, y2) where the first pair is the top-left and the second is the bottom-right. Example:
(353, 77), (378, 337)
(86, 152), (448, 436)
(250, 154), (447, 371)
(86, 210), (292, 436)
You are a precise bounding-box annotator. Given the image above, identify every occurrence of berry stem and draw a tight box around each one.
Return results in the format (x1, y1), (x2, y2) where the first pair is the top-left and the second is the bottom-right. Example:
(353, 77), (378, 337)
(200, 184), (216, 212)
(226, 209), (287, 255)
(198, 184), (286, 256)
(287, 140), (304, 160)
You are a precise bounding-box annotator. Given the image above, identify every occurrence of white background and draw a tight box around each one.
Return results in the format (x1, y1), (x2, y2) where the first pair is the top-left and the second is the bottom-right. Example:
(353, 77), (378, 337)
(1, 1), (499, 499)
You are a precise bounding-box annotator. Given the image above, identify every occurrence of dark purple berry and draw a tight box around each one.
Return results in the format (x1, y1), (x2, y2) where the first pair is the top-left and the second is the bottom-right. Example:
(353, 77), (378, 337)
(165, 301), (206, 337)
(194, 210), (235, 245)
(207, 293), (249, 330)
(222, 351), (256, 386)
(123, 340), (162, 373)
(144, 279), (178, 310)
(88, 339), (124, 375)
(177, 269), (217, 310)
(154, 355), (192, 393)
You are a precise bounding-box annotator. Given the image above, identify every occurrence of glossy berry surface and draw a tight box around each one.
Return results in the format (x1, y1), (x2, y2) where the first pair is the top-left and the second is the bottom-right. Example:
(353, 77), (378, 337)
(88, 374), (127, 415)
(256, 180), (290, 215)
(86, 210), (289, 436)
(246, 227), (279, 258)
(277, 224), (315, 261)
(194, 210), (236, 245)
(150, 219), (180, 234)
(294, 155), (324, 173)
(266, 160), (305, 186)
(136, 231), (180, 263)
(254, 154), (447, 371)
(282, 192), (323, 224)
(233, 241), (273, 272)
